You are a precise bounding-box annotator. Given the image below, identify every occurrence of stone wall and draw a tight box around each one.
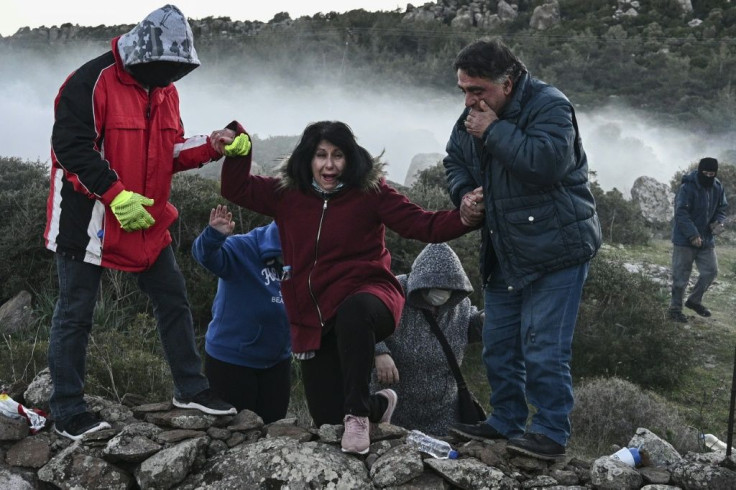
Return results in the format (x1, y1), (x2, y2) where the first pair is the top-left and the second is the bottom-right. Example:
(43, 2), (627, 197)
(1, 371), (734, 489)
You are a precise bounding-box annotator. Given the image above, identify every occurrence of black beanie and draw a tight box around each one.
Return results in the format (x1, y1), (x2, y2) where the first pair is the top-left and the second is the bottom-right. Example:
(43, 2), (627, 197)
(698, 157), (718, 173)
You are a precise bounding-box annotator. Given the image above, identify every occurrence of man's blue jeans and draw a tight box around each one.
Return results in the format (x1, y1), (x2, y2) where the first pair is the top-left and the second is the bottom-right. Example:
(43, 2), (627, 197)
(482, 262), (589, 447)
(670, 245), (718, 311)
(48, 246), (209, 421)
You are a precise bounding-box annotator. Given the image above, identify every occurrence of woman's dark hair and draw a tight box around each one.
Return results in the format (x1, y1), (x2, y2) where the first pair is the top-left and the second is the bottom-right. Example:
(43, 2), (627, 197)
(453, 38), (526, 84)
(285, 121), (374, 192)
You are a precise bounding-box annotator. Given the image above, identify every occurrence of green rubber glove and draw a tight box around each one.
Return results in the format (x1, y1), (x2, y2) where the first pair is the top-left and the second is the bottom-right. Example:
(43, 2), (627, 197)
(224, 133), (252, 157)
(110, 190), (155, 232)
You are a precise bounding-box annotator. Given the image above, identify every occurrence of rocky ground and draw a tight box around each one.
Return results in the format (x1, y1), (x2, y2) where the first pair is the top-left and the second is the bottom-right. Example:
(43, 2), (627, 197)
(0, 367), (735, 489)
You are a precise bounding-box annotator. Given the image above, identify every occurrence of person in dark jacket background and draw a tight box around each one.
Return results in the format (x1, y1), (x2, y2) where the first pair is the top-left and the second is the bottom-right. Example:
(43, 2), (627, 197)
(213, 120), (474, 455)
(192, 207), (291, 423)
(443, 38), (601, 460)
(668, 157), (728, 323)
(370, 243), (483, 436)
(45, 4), (237, 441)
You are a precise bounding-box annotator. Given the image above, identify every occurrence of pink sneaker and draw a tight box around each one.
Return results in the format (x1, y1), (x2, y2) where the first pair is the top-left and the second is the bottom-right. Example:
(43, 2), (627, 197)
(341, 414), (370, 455)
(376, 389), (397, 424)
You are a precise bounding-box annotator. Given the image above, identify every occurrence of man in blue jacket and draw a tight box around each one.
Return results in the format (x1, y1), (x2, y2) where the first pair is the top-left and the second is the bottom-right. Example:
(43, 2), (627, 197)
(443, 38), (601, 460)
(192, 206), (291, 423)
(669, 157), (728, 323)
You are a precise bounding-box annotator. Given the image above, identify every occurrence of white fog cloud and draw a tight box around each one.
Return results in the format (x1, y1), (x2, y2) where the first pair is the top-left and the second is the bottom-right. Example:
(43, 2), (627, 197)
(1, 47), (733, 193)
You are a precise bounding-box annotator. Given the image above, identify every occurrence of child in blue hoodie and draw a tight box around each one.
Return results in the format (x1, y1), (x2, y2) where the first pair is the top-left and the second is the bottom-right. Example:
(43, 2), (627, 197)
(192, 205), (291, 423)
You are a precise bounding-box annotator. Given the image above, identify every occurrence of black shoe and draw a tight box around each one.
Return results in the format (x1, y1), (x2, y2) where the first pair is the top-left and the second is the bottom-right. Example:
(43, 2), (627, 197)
(507, 433), (566, 461)
(173, 388), (236, 416)
(685, 300), (711, 317)
(449, 422), (506, 442)
(669, 310), (688, 323)
(54, 411), (111, 441)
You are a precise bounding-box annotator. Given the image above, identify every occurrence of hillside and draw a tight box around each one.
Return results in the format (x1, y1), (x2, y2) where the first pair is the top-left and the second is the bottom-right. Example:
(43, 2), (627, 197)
(0, 0), (735, 472)
(2, 0), (735, 132)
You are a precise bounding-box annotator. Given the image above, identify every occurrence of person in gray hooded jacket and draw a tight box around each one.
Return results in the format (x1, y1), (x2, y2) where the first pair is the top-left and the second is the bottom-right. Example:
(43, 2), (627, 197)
(370, 243), (484, 436)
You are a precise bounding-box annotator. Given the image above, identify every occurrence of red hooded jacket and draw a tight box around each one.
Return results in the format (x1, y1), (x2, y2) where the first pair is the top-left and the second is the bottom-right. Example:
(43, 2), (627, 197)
(44, 30), (220, 271)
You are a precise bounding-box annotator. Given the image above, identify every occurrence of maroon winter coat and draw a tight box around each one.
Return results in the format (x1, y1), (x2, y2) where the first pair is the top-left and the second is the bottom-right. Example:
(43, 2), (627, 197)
(220, 126), (472, 353)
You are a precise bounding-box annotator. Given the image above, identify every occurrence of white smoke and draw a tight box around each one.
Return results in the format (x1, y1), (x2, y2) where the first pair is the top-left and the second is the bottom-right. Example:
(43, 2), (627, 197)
(1, 45), (733, 193)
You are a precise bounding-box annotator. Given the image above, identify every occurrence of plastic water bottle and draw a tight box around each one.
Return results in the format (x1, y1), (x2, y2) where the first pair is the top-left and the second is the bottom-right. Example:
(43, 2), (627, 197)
(702, 434), (728, 451)
(610, 447), (642, 467)
(406, 430), (458, 459)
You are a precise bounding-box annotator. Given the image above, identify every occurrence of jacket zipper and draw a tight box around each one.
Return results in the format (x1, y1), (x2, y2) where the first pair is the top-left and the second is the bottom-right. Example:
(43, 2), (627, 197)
(308, 198), (328, 327)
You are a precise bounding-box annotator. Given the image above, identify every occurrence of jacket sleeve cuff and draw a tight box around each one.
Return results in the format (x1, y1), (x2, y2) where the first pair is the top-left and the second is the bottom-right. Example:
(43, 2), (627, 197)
(100, 181), (126, 205)
(375, 342), (391, 356)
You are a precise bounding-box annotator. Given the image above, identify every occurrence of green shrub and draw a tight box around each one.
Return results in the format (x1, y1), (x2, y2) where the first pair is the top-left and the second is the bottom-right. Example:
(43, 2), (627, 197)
(574, 253), (696, 390)
(0, 157), (54, 303)
(571, 377), (700, 458)
(590, 180), (651, 246)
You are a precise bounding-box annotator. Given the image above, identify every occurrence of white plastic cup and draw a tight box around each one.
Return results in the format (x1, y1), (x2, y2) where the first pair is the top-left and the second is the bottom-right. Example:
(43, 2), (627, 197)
(610, 447), (642, 467)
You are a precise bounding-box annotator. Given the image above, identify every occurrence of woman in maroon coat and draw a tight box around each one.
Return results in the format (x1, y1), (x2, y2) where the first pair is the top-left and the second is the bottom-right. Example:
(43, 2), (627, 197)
(213, 121), (473, 454)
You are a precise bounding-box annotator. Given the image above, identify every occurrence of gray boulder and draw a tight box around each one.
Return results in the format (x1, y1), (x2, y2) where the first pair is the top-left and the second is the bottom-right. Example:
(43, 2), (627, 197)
(23, 368), (52, 414)
(497, 0), (519, 22)
(369, 444), (424, 487)
(590, 455), (643, 489)
(676, 0), (694, 14)
(0, 469), (37, 490)
(631, 176), (674, 225)
(103, 423), (163, 463)
(38, 441), (132, 489)
(0, 291), (35, 335)
(529, 0), (561, 30)
(670, 458), (736, 489)
(629, 427), (683, 467)
(135, 436), (208, 490)
(0, 416), (29, 442)
(178, 436), (372, 489)
(404, 153), (443, 187)
(426, 457), (519, 489)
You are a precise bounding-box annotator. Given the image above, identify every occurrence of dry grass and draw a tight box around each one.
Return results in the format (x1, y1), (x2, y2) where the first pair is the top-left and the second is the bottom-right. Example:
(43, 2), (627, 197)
(570, 376), (701, 458)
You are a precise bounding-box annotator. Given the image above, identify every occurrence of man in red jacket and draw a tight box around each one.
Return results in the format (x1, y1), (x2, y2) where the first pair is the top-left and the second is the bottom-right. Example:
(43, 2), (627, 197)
(44, 5), (237, 440)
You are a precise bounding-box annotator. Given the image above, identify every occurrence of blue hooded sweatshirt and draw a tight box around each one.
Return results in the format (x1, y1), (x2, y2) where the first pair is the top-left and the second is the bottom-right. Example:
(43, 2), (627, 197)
(192, 221), (291, 368)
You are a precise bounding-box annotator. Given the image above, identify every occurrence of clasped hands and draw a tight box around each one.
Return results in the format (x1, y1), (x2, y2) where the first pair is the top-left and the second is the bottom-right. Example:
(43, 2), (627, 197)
(210, 129), (251, 157)
(460, 186), (485, 227)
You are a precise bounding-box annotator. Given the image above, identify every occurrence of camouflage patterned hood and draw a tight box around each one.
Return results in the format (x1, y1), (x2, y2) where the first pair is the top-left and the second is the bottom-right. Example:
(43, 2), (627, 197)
(116, 4), (200, 69)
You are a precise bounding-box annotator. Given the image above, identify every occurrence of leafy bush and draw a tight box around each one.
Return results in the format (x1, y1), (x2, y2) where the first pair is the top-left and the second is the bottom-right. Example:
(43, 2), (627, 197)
(590, 180), (651, 246)
(571, 377), (700, 458)
(0, 157), (55, 303)
(574, 253), (696, 390)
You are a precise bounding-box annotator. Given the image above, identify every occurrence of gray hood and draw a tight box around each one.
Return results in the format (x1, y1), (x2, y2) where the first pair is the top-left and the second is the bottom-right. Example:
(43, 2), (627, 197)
(404, 243), (473, 309)
(117, 4), (200, 68)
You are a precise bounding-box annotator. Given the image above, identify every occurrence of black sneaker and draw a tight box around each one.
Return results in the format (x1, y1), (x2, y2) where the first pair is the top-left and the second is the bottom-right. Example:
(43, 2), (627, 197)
(669, 309), (688, 323)
(449, 422), (507, 442)
(173, 388), (236, 415)
(685, 300), (711, 317)
(507, 433), (566, 461)
(54, 411), (111, 441)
